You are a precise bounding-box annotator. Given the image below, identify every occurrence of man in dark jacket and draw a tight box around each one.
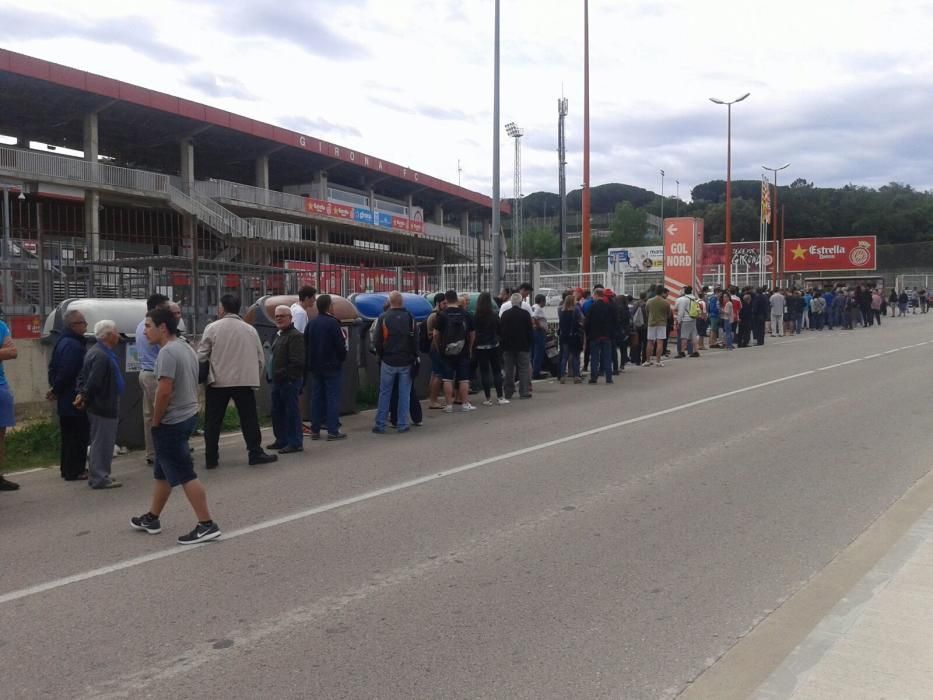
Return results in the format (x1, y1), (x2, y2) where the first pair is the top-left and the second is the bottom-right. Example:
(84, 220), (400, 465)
(267, 305), (306, 454)
(372, 291), (417, 433)
(752, 288), (769, 345)
(305, 294), (348, 440)
(584, 289), (614, 384)
(611, 292), (631, 374)
(500, 293), (533, 400)
(47, 308), (90, 481)
(74, 320), (124, 489)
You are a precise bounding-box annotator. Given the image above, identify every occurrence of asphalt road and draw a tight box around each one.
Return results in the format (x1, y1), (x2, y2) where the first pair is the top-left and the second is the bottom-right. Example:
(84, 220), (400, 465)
(2, 314), (932, 699)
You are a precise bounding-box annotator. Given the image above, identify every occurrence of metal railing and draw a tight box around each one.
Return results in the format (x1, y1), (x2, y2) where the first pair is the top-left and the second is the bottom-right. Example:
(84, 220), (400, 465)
(194, 179), (308, 214)
(167, 186), (254, 239)
(0, 146), (170, 194)
(247, 218), (303, 242)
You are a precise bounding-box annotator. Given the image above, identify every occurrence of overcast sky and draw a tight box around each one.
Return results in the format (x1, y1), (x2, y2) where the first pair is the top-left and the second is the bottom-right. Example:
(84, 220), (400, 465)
(2, 0), (932, 201)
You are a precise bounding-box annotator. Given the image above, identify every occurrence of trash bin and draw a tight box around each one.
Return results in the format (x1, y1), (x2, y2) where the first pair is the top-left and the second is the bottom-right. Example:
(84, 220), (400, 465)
(42, 298), (187, 450)
(422, 291), (498, 314)
(349, 292), (434, 398)
(244, 294), (360, 416)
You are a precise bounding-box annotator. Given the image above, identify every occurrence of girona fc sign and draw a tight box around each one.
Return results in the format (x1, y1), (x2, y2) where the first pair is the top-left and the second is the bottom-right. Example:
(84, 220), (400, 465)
(782, 236), (877, 273)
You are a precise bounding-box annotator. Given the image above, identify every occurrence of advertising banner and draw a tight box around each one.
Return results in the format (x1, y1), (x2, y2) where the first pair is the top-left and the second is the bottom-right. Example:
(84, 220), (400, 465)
(782, 236), (877, 273)
(662, 217), (703, 299)
(303, 198), (425, 235)
(607, 246), (664, 273)
(701, 242), (775, 273)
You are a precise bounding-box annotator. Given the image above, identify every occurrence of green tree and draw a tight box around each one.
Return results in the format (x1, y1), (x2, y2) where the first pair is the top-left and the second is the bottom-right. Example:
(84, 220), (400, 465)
(508, 226), (560, 259)
(608, 201), (649, 247)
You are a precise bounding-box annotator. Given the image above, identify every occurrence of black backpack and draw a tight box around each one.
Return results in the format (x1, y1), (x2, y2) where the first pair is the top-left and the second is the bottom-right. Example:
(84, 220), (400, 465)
(442, 310), (467, 356)
(417, 319), (431, 354)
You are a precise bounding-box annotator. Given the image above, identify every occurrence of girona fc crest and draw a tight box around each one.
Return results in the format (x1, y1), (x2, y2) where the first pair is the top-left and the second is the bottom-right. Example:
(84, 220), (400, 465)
(849, 242), (871, 267)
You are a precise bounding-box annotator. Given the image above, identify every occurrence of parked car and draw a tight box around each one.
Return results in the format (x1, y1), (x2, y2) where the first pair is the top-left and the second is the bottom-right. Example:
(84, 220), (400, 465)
(538, 287), (563, 307)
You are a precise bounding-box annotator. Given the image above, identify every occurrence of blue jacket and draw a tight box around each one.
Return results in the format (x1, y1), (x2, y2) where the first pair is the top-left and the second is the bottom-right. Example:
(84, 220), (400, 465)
(305, 313), (347, 375)
(48, 329), (88, 417)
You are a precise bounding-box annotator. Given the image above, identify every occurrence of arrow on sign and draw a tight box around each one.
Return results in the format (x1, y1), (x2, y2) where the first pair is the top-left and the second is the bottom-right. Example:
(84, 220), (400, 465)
(666, 223), (678, 236)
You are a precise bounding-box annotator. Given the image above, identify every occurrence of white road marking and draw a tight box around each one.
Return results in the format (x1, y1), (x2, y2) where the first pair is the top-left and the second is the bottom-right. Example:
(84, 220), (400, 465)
(863, 353), (882, 359)
(816, 359), (863, 371)
(883, 349), (901, 354)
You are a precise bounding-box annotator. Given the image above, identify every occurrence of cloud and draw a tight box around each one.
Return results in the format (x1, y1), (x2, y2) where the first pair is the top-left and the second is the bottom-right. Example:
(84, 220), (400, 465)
(184, 73), (256, 101)
(215, 2), (369, 60)
(0, 7), (195, 65)
(280, 115), (362, 140)
(367, 95), (477, 121)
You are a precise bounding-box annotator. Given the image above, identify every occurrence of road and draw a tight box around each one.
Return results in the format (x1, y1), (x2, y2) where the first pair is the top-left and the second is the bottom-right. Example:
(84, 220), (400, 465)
(2, 315), (932, 699)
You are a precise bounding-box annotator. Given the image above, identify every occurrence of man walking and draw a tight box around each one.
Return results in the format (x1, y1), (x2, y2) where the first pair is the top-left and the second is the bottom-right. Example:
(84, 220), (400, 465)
(75, 320), (124, 489)
(131, 306), (220, 544)
(48, 308), (90, 481)
(499, 292), (532, 400)
(0, 315), (18, 491)
(645, 287), (670, 366)
(306, 294), (348, 440)
(136, 293), (169, 464)
(584, 288), (614, 383)
(267, 305), (305, 454)
(198, 294), (277, 468)
(372, 291), (417, 433)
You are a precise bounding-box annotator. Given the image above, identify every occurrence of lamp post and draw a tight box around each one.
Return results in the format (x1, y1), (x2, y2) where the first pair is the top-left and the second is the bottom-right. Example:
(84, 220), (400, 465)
(505, 121), (524, 260)
(0, 183), (25, 314)
(763, 162), (790, 288)
(581, 0), (591, 277)
(491, 0), (502, 293)
(659, 169), (665, 234)
(710, 92), (750, 289)
(675, 179), (680, 216)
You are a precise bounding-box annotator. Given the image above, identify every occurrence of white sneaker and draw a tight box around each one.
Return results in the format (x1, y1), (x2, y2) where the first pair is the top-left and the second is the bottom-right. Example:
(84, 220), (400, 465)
(482, 399), (493, 406)
(497, 397), (510, 405)
(657, 360), (665, 367)
(461, 402), (477, 411)
(443, 405), (453, 413)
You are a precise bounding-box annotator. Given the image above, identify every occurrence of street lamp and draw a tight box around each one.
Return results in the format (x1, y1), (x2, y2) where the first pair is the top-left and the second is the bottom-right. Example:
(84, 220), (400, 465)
(659, 169), (665, 234)
(710, 92), (750, 288)
(505, 121), (524, 259)
(763, 162), (790, 287)
(675, 179), (680, 216)
(491, 0), (502, 292)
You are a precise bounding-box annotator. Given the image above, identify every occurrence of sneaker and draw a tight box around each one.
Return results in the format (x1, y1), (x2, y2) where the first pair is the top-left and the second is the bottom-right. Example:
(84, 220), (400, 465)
(397, 426), (410, 434)
(92, 479), (123, 490)
(0, 475), (20, 491)
(676, 352), (687, 359)
(443, 405), (453, 413)
(309, 432), (322, 441)
(690, 352), (701, 358)
(482, 399), (493, 406)
(248, 451), (278, 466)
(371, 426), (386, 434)
(657, 360), (665, 367)
(278, 445), (303, 454)
(302, 424), (313, 435)
(205, 461), (218, 470)
(412, 421), (423, 427)
(130, 512), (162, 534)
(266, 442), (286, 450)
(497, 397), (510, 405)
(177, 521), (221, 545)
(573, 377), (582, 384)
(461, 402), (477, 411)
(326, 432), (347, 441)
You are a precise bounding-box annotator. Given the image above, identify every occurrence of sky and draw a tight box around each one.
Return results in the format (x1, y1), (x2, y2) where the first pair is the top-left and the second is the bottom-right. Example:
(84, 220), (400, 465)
(1, 0), (932, 202)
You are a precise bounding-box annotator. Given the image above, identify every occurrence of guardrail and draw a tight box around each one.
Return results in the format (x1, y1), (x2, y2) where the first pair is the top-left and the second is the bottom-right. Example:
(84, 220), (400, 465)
(168, 186), (249, 240)
(193, 179), (308, 214)
(0, 146), (170, 194)
(247, 218), (303, 242)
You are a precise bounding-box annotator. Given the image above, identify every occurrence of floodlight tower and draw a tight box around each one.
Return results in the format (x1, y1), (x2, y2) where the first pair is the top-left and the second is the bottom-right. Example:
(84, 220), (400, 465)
(558, 97), (568, 268)
(505, 121), (524, 259)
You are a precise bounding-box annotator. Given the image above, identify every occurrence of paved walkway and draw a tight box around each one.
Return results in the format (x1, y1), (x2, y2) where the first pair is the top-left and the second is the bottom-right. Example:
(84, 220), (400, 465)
(755, 505), (933, 699)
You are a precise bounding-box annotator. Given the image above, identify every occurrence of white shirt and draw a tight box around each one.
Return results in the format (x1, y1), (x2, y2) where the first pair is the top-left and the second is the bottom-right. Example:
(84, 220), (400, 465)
(498, 299), (533, 317)
(290, 302), (309, 333)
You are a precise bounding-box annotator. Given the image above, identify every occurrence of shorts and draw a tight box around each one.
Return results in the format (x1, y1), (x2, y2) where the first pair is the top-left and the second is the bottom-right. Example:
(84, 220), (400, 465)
(696, 318), (709, 337)
(441, 355), (472, 382)
(709, 317), (720, 333)
(679, 320), (698, 342)
(0, 384), (14, 428)
(152, 415), (198, 487)
(647, 326), (667, 341)
(429, 349), (446, 377)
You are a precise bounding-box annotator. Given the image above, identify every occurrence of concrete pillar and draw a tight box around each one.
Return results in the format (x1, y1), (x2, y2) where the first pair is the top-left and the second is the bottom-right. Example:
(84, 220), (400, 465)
(181, 214), (196, 259)
(483, 219), (491, 240)
(83, 113), (100, 263)
(179, 138), (195, 192)
(318, 228), (330, 264)
(255, 154), (269, 190)
(460, 211), (470, 238)
(433, 204), (444, 225)
(312, 170), (328, 200)
(406, 194), (414, 215)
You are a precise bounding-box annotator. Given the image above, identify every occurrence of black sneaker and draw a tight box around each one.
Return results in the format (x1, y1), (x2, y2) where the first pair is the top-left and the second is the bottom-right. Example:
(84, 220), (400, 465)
(249, 451), (278, 465)
(0, 475), (20, 491)
(326, 432), (347, 441)
(177, 521), (221, 545)
(130, 512), (162, 534)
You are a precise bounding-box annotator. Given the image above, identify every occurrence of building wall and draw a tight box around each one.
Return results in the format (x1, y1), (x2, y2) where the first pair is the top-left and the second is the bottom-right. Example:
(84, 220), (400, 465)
(6, 340), (54, 421)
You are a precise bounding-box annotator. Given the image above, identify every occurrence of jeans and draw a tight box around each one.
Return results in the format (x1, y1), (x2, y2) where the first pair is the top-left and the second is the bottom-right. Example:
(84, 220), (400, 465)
(59, 413), (89, 479)
(589, 338), (613, 382)
(310, 370), (342, 436)
(88, 413), (118, 487)
(271, 379), (303, 448)
(391, 363), (422, 425)
(502, 350), (531, 398)
(375, 363), (410, 430)
(475, 348), (503, 398)
(794, 314), (803, 334)
(204, 385), (262, 465)
(531, 328), (547, 377)
(721, 319), (734, 349)
(559, 341), (580, 378)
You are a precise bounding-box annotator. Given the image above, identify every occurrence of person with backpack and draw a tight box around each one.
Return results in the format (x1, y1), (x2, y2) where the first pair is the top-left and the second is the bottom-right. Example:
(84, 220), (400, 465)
(557, 293), (583, 383)
(473, 292), (507, 404)
(673, 285), (701, 358)
(433, 289), (476, 412)
(372, 291), (418, 433)
(630, 292), (648, 365)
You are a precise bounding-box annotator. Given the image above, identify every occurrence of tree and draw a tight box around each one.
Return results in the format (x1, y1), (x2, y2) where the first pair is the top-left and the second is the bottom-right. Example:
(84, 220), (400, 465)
(608, 201), (649, 247)
(508, 226), (559, 259)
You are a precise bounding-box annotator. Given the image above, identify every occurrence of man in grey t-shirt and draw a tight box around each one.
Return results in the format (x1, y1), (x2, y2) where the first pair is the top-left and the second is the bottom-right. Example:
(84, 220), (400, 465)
(130, 306), (221, 545)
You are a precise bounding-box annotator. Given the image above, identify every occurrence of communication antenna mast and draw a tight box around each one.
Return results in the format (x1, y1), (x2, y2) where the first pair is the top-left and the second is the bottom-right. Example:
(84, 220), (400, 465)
(558, 96), (569, 268)
(505, 121), (524, 259)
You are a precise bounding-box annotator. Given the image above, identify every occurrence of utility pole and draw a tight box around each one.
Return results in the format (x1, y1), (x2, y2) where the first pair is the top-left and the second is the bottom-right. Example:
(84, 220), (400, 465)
(558, 96), (568, 269)
(581, 0), (591, 276)
(491, 0), (502, 292)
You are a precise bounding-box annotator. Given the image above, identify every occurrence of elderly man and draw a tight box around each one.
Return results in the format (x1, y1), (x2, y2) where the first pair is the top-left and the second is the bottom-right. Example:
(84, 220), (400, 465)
(267, 305), (305, 454)
(372, 291), (417, 433)
(500, 292), (533, 400)
(198, 294), (277, 468)
(75, 320), (124, 489)
(48, 308), (90, 481)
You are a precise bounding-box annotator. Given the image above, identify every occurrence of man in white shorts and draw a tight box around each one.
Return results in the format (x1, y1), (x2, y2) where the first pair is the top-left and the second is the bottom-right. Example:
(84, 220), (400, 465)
(645, 287), (670, 366)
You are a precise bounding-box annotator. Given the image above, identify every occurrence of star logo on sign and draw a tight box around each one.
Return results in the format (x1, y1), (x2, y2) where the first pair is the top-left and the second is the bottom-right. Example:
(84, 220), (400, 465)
(791, 244), (806, 260)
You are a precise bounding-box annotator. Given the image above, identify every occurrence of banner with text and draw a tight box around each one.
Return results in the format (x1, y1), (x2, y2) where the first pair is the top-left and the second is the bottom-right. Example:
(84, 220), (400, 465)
(662, 217), (704, 299)
(782, 236), (877, 273)
(607, 246), (664, 273)
(303, 198), (424, 234)
(700, 241), (776, 274)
